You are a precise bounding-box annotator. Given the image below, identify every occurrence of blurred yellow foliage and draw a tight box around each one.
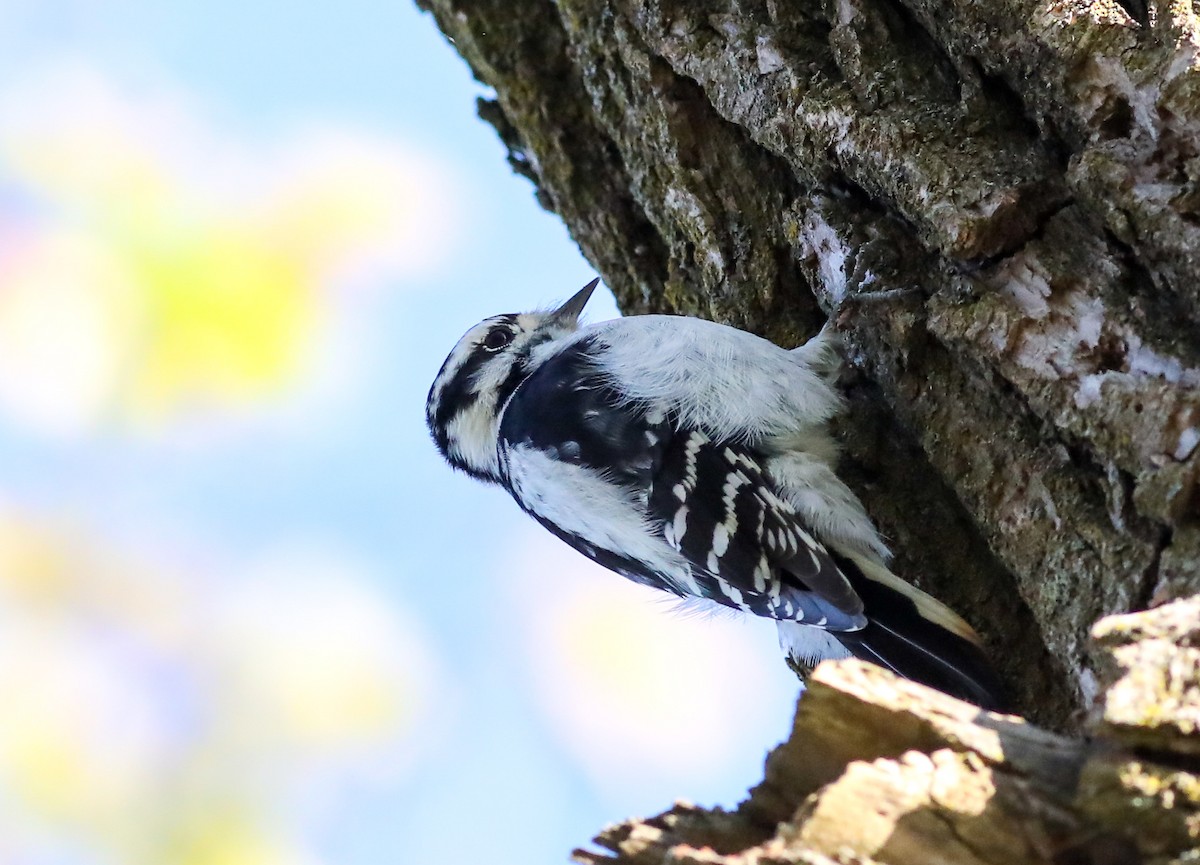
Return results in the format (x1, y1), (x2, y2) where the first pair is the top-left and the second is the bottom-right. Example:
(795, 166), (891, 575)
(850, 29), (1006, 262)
(130, 226), (314, 412)
(0, 66), (451, 435)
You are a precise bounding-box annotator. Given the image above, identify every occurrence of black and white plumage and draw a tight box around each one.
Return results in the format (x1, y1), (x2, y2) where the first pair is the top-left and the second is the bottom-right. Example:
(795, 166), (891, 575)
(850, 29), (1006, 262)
(426, 279), (1008, 711)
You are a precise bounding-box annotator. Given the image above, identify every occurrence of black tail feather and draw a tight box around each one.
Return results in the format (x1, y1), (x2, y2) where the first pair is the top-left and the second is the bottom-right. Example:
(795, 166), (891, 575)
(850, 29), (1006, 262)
(834, 555), (1011, 713)
(837, 619), (1010, 712)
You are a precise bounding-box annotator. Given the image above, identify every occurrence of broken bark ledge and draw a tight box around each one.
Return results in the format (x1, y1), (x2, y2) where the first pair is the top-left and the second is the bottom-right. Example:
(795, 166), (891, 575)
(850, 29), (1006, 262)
(573, 597), (1200, 865)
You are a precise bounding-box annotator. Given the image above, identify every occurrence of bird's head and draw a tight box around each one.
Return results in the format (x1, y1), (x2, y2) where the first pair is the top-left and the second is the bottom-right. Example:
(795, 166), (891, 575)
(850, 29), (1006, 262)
(426, 278), (599, 482)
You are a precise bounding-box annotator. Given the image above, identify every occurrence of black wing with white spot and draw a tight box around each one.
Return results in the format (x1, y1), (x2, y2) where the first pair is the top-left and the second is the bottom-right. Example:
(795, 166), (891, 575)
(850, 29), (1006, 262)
(498, 339), (867, 632)
(647, 429), (868, 631)
(498, 337), (670, 491)
(497, 339), (683, 592)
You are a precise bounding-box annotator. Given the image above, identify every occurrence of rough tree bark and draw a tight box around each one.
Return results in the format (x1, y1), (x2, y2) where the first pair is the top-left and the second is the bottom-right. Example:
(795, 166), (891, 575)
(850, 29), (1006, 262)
(413, 0), (1200, 860)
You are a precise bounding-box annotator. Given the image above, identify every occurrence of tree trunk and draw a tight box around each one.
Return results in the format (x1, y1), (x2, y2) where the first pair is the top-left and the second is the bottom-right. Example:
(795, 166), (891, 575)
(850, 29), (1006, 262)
(414, 0), (1200, 859)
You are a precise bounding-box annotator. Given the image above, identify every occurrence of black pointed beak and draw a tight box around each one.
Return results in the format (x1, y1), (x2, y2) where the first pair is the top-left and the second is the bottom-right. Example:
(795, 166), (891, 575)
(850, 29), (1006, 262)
(549, 277), (599, 325)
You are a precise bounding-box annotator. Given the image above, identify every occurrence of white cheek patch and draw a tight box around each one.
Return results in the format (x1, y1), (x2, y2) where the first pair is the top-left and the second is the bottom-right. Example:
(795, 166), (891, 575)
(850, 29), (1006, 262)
(470, 353), (516, 397)
(446, 404), (501, 476)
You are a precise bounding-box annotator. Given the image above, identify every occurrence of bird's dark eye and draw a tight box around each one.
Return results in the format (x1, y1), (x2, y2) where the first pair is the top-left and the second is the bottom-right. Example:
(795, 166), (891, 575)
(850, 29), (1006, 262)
(482, 328), (514, 352)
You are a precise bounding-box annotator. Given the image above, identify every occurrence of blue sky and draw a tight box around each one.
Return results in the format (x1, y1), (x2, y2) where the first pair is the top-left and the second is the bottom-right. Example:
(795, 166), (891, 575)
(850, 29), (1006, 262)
(0, 3), (801, 864)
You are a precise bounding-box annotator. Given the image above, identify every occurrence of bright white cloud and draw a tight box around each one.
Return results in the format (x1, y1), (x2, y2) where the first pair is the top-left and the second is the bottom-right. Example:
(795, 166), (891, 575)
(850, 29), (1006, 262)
(508, 529), (799, 806)
(0, 230), (140, 436)
(213, 545), (439, 772)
